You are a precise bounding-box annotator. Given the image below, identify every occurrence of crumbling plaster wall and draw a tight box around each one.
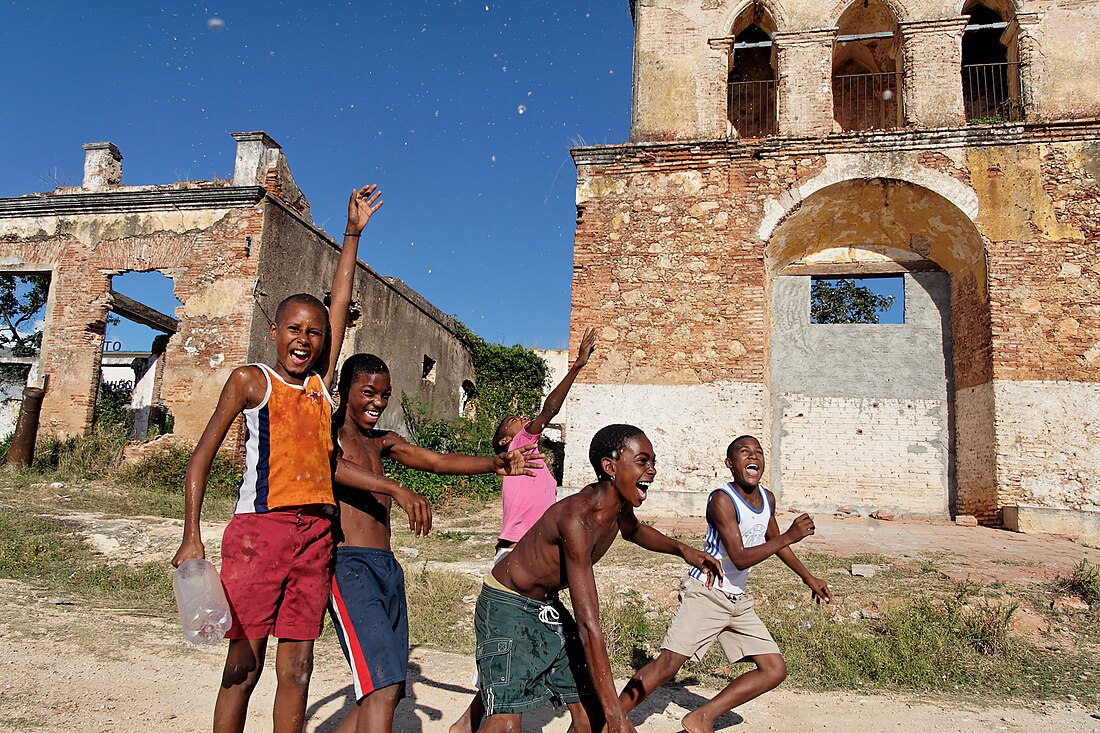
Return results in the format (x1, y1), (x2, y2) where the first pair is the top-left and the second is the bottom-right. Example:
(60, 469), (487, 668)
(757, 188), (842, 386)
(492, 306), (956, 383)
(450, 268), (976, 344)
(250, 200), (475, 435)
(0, 204), (259, 443)
(630, 0), (1100, 141)
(568, 129), (1100, 525)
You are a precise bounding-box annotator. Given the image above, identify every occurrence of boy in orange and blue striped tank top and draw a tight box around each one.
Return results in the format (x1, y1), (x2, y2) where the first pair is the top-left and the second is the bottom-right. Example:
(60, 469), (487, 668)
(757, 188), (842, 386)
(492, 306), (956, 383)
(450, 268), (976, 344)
(172, 184), (432, 733)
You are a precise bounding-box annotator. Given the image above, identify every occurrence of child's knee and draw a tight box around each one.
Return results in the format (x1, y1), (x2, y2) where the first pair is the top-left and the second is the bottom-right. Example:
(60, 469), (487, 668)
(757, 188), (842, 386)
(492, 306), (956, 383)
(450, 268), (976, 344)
(757, 654), (787, 688)
(222, 642), (264, 688)
(222, 656), (263, 689)
(277, 648), (315, 689)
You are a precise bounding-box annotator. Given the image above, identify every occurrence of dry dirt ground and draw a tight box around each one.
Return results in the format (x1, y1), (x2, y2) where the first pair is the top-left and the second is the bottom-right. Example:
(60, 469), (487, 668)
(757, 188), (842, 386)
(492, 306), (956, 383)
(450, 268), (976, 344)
(2, 506), (1100, 732)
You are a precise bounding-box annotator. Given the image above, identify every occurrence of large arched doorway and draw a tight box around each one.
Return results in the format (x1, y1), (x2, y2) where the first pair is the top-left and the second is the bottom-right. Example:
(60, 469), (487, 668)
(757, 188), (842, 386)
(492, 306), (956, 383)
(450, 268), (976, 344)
(766, 178), (993, 518)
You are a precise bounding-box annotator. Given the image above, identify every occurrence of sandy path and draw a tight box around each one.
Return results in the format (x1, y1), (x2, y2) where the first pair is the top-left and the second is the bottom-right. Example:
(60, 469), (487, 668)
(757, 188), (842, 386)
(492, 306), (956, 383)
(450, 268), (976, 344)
(1, 579), (1097, 733)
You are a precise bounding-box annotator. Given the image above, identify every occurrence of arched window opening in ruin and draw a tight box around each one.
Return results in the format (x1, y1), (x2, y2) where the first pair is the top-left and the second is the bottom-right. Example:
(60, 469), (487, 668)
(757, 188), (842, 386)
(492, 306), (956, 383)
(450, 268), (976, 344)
(422, 355), (437, 383)
(100, 271), (181, 439)
(0, 271), (51, 442)
(961, 2), (1022, 122)
(728, 5), (778, 138)
(832, 0), (901, 131)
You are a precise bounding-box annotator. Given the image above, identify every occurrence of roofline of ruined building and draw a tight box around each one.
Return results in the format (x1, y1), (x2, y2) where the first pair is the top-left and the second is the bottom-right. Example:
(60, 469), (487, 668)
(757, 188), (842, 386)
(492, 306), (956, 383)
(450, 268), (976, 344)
(569, 117), (1100, 165)
(0, 184), (465, 346)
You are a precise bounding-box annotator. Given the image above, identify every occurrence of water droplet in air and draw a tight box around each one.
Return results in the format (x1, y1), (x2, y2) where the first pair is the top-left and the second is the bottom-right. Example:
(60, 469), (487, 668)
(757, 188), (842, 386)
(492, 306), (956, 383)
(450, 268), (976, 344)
(517, 104), (526, 114)
(207, 17), (225, 31)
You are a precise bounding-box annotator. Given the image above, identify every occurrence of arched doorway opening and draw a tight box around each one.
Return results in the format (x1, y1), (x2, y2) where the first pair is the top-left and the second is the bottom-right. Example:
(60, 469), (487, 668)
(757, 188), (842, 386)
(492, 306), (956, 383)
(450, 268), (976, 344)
(766, 178), (992, 518)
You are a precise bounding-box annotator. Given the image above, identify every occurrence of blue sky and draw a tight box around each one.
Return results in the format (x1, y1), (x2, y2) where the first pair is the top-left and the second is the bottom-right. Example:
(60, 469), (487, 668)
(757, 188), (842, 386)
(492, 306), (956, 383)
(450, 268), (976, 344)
(1, 1), (635, 351)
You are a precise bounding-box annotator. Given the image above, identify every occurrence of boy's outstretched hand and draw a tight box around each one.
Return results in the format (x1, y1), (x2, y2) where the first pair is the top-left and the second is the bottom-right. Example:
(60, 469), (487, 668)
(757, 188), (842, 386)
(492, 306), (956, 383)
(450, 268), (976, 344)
(806, 575), (832, 604)
(683, 547), (723, 588)
(495, 444), (545, 477)
(574, 327), (597, 369)
(346, 184), (384, 235)
(394, 484), (432, 537)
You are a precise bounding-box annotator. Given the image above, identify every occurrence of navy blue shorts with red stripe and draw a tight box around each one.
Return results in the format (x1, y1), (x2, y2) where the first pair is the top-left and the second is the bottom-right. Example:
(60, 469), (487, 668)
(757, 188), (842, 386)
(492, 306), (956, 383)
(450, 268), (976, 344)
(329, 546), (409, 702)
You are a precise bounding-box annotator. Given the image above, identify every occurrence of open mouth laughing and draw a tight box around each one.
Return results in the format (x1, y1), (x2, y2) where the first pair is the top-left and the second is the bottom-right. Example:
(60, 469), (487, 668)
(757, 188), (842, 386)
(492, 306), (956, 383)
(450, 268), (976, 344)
(288, 348), (312, 368)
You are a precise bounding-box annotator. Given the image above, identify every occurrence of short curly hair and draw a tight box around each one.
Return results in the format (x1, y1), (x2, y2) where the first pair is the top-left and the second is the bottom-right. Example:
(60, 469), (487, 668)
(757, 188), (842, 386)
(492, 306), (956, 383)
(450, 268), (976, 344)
(275, 293), (327, 324)
(588, 424), (646, 480)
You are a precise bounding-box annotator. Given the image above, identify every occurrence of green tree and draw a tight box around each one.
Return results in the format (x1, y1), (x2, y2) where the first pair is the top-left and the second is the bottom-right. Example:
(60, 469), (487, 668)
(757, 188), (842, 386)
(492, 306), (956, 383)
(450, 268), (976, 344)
(0, 274), (49, 387)
(384, 321), (550, 501)
(811, 278), (896, 324)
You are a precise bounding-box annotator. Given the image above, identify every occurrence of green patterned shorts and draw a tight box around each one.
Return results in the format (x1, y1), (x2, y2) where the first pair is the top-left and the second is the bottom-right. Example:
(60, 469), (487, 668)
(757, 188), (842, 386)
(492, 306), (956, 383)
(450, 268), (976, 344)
(474, 583), (594, 715)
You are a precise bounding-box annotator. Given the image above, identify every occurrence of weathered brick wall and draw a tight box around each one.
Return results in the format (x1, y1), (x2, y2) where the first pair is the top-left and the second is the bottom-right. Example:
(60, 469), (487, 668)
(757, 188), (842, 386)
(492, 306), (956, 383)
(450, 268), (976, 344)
(561, 382), (767, 490)
(570, 128), (1100, 524)
(777, 396), (948, 516)
(992, 381), (1100, 514)
(0, 204), (259, 444)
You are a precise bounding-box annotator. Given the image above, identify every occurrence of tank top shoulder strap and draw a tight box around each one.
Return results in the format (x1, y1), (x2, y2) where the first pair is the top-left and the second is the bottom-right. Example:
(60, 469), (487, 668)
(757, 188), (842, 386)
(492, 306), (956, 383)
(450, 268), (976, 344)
(726, 483), (771, 521)
(245, 363), (274, 410)
(707, 483), (741, 522)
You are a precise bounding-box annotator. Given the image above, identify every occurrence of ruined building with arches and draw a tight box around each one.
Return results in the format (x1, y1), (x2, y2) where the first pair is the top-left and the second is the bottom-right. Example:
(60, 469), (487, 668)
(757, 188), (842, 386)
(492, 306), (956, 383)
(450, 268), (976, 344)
(563, 0), (1100, 541)
(0, 133), (475, 450)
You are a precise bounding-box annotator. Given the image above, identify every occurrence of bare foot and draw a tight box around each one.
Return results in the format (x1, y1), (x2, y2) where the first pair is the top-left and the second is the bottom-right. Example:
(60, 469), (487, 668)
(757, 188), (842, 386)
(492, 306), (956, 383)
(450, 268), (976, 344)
(682, 709), (716, 733)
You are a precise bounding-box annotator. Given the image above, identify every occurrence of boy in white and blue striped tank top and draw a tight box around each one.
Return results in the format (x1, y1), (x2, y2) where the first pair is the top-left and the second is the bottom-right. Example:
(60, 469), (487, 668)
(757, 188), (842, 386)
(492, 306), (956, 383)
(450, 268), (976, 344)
(618, 436), (832, 733)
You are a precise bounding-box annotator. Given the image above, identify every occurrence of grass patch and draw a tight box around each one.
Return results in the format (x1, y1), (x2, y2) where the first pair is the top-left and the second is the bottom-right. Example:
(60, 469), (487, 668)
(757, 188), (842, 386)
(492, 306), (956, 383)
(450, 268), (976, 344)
(599, 589), (666, 675)
(406, 569), (479, 655)
(0, 513), (172, 614)
(1055, 559), (1100, 607)
(30, 427), (128, 480)
(116, 444), (242, 498)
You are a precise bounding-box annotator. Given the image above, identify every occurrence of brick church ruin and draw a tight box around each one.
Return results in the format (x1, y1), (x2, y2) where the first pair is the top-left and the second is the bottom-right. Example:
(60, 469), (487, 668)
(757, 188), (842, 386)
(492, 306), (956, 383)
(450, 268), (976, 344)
(0, 132), (475, 450)
(562, 0), (1100, 542)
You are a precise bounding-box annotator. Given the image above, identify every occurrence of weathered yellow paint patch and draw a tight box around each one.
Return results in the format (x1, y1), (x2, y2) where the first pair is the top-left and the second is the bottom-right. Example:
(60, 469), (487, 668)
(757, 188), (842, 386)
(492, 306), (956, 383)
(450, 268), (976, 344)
(183, 279), (251, 318)
(966, 145), (1083, 244)
(768, 178), (988, 292)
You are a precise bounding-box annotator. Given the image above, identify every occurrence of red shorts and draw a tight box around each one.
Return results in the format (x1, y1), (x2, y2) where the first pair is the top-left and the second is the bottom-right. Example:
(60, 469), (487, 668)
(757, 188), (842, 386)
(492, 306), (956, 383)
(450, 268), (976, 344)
(220, 507), (335, 640)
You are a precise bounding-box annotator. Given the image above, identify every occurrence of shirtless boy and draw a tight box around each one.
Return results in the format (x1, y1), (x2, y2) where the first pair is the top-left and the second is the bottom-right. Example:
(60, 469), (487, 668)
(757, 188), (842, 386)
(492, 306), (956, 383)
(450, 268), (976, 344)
(327, 353), (540, 733)
(470, 424), (721, 733)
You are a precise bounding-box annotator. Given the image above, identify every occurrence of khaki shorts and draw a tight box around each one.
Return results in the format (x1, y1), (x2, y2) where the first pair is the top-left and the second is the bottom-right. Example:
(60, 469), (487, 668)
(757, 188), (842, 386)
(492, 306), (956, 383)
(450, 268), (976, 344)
(661, 575), (781, 663)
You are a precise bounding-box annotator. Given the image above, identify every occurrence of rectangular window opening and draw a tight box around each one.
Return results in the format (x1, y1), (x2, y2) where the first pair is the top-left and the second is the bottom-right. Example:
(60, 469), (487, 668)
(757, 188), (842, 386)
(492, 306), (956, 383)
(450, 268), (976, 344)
(422, 355), (437, 383)
(810, 275), (904, 324)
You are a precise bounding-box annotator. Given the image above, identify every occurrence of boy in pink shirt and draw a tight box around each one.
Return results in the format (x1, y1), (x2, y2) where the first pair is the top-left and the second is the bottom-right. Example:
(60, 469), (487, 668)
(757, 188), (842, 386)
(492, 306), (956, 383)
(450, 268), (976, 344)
(491, 327), (597, 557)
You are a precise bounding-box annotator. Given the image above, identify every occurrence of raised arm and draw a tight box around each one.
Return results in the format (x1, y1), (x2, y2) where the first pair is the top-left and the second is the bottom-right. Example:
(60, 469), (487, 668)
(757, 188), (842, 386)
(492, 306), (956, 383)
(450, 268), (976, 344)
(619, 506), (721, 585)
(527, 327), (597, 435)
(385, 433), (542, 476)
(171, 367), (263, 567)
(767, 490), (831, 603)
(323, 184), (383, 388)
(560, 516), (636, 733)
(334, 456), (433, 537)
(709, 490), (814, 572)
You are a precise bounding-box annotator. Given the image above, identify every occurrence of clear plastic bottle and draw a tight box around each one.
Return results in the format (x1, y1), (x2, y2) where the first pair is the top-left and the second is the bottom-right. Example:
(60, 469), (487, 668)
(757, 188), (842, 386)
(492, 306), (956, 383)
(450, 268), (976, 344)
(172, 558), (232, 645)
